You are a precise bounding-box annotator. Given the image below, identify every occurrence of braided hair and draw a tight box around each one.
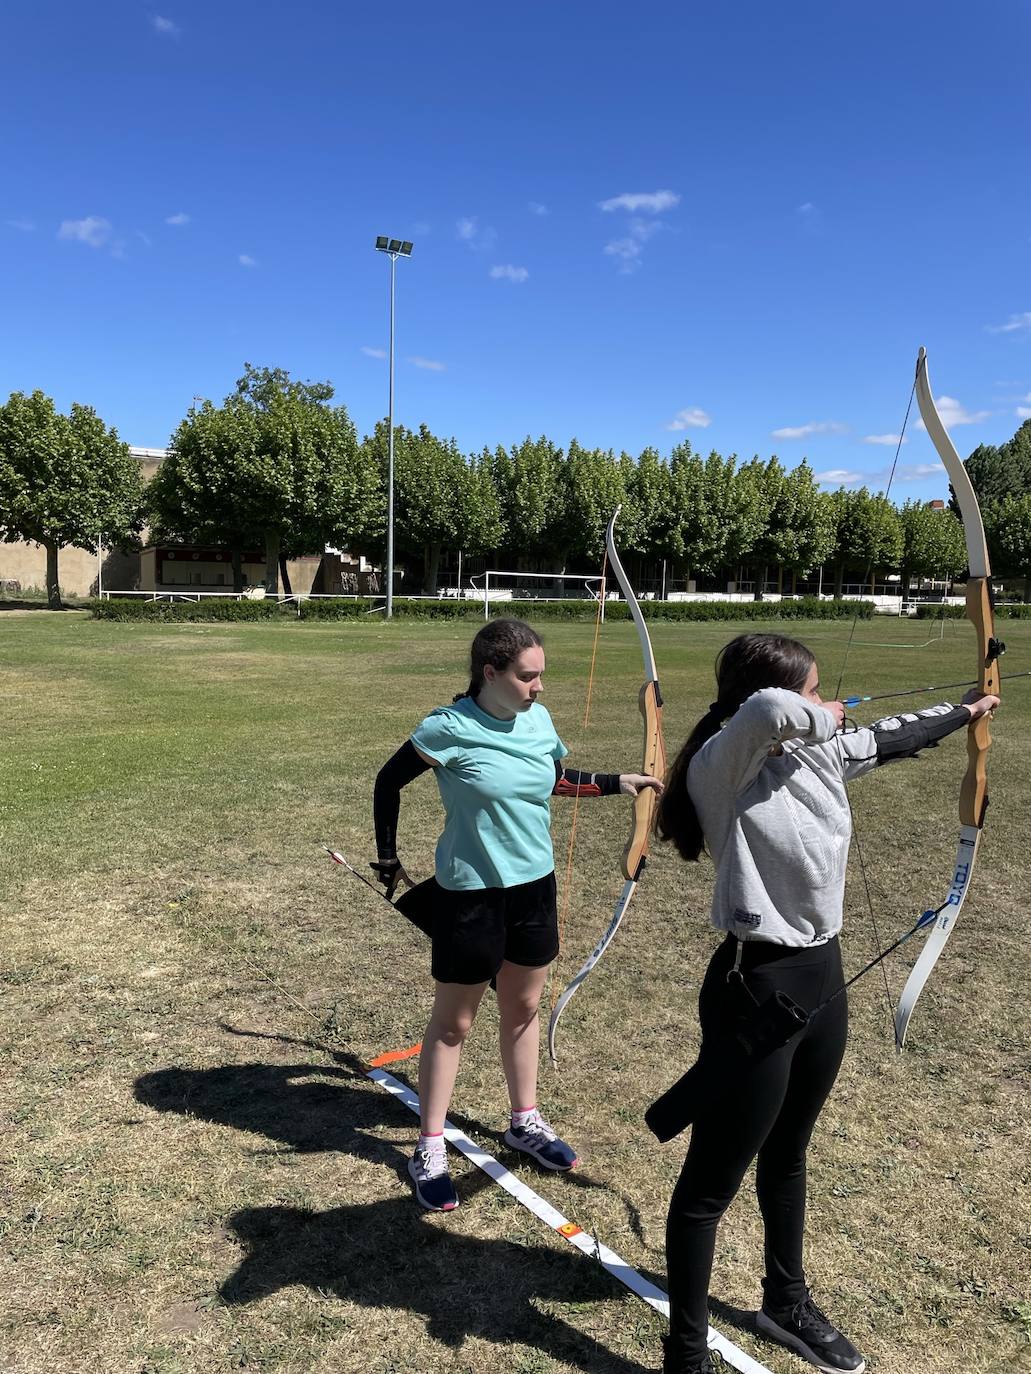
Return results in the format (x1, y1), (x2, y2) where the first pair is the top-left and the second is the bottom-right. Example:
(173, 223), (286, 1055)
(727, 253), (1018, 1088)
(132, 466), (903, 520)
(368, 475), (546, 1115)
(453, 618), (544, 701)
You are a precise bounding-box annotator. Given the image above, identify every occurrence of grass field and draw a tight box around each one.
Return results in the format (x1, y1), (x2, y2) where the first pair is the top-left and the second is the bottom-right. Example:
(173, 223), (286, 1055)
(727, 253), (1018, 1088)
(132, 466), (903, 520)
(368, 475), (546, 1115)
(2, 610), (1029, 1374)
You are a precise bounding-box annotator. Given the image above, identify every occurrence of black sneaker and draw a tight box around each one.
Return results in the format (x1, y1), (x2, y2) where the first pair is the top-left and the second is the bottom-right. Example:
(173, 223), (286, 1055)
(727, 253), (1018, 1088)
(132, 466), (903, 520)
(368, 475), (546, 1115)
(757, 1292), (865, 1373)
(660, 1337), (728, 1374)
(407, 1146), (458, 1211)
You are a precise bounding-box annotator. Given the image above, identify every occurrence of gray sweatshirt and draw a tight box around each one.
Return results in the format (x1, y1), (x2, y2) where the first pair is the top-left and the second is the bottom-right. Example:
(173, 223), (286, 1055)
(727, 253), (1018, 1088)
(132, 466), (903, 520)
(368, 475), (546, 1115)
(686, 688), (963, 946)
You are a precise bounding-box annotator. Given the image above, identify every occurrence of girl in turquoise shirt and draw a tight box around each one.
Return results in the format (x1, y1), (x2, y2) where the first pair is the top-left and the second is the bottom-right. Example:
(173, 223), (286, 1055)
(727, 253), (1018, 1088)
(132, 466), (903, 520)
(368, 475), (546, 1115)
(373, 617), (663, 1211)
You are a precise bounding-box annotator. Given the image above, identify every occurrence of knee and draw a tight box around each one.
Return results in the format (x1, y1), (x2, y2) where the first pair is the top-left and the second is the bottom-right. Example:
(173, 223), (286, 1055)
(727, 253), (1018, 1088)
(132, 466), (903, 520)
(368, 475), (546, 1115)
(429, 1011), (476, 1048)
(500, 994), (541, 1031)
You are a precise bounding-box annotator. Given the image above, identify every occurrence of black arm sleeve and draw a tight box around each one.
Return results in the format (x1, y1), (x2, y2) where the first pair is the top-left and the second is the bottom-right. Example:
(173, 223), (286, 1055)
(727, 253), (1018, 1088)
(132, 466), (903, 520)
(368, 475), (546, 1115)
(872, 705), (970, 765)
(373, 740), (432, 862)
(553, 762), (622, 797)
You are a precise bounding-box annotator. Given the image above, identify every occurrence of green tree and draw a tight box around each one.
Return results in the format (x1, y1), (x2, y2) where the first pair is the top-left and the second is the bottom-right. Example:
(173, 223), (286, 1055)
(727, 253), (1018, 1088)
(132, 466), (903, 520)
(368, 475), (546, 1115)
(0, 390), (142, 608)
(363, 422), (472, 593)
(152, 366), (377, 595)
(561, 440), (626, 565)
(897, 500), (967, 595)
(984, 495), (1031, 601)
(491, 437), (567, 565)
(827, 488), (904, 598)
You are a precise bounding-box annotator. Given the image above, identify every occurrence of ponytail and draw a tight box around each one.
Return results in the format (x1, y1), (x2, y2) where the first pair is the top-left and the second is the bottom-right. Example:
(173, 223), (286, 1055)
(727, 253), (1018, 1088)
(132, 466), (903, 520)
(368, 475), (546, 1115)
(656, 634), (816, 862)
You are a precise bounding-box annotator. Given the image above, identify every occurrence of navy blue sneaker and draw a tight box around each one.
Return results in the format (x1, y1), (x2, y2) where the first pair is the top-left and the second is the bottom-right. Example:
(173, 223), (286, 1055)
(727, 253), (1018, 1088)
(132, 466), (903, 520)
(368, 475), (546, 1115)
(757, 1292), (865, 1372)
(504, 1111), (578, 1171)
(407, 1146), (458, 1211)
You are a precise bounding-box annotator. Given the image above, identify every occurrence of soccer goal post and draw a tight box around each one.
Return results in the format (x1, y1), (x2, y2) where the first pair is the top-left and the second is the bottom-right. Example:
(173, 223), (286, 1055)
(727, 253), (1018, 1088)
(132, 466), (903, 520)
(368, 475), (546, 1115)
(470, 570), (607, 621)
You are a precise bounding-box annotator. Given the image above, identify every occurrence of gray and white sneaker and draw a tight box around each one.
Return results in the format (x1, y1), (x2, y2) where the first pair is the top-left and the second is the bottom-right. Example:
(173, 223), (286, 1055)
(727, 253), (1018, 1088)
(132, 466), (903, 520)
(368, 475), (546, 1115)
(504, 1111), (578, 1171)
(407, 1146), (458, 1211)
(757, 1292), (865, 1373)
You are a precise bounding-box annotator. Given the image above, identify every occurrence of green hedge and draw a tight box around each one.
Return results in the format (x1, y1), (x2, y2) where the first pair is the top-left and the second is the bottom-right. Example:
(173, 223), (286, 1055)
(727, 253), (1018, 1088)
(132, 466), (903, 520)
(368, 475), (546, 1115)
(915, 602), (1031, 620)
(86, 594), (875, 624)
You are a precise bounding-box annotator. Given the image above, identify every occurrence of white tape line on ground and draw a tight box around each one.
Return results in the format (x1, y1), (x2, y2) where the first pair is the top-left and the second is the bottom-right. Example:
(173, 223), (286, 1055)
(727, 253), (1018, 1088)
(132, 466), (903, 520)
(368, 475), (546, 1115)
(368, 1065), (773, 1374)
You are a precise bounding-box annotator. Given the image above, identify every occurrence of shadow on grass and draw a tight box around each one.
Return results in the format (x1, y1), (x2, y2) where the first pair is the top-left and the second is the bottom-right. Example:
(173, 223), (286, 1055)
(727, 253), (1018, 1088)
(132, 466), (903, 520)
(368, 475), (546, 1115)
(134, 1033), (654, 1373)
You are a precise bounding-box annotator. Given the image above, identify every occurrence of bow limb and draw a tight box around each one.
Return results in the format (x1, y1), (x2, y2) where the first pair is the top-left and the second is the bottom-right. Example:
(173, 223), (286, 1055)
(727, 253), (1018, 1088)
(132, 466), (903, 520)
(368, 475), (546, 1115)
(547, 507), (666, 1064)
(893, 348), (1002, 1049)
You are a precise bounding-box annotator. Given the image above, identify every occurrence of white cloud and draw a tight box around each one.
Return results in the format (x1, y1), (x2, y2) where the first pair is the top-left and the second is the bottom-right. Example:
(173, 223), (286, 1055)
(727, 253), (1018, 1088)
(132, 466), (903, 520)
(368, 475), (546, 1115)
(1018, 406), (1031, 419)
(863, 433), (907, 446)
(490, 264), (529, 283)
(665, 407), (711, 431)
(599, 190), (680, 214)
(771, 421), (848, 440)
(796, 202), (816, 215)
(528, 202), (548, 216)
(986, 311), (1031, 335)
(814, 469), (864, 486)
(58, 216), (113, 248)
(152, 15), (180, 37)
(165, 212), (190, 226)
(897, 463), (945, 480)
(915, 395), (990, 429)
(456, 216), (497, 252)
(605, 237), (642, 263)
(238, 253), (258, 267)
(409, 356), (446, 372)
(361, 346), (387, 359)
(6, 218), (34, 232)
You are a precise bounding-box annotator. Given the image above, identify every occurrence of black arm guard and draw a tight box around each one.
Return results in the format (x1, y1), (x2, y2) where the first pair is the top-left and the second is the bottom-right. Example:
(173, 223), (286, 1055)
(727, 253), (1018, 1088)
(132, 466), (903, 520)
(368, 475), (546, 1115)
(553, 762), (622, 797)
(873, 705), (970, 765)
(373, 740), (432, 862)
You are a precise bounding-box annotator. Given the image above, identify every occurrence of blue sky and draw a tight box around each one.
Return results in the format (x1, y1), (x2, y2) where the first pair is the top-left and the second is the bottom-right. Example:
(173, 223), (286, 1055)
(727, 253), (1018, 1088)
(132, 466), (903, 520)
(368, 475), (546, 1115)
(3, 1), (1030, 504)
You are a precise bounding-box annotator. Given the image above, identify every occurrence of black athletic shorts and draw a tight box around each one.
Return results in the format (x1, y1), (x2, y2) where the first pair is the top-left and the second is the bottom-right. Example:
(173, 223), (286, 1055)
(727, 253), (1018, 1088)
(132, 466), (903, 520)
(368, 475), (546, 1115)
(426, 871), (559, 984)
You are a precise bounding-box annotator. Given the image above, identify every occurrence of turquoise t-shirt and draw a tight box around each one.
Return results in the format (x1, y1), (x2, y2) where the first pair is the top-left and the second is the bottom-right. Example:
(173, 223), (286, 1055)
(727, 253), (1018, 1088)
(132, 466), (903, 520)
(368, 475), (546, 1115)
(410, 696), (567, 891)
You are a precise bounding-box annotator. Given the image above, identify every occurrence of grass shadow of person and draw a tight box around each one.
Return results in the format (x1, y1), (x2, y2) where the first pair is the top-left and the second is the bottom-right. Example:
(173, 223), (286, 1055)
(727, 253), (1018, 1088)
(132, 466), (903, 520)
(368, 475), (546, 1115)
(133, 1030), (656, 1372)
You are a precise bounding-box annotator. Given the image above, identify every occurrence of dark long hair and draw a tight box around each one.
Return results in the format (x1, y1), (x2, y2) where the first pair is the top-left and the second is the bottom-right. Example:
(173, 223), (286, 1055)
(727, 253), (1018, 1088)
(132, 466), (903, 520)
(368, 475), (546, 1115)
(453, 618), (543, 701)
(656, 633), (816, 862)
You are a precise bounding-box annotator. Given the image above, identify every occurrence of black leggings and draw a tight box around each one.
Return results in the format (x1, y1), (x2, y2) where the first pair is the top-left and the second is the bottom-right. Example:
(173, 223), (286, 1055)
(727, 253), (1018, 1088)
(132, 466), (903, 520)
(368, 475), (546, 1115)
(665, 935), (848, 1364)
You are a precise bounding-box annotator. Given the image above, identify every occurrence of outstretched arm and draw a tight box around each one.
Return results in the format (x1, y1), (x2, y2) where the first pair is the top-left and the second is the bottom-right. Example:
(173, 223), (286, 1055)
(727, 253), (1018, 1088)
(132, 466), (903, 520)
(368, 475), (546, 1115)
(553, 763), (663, 798)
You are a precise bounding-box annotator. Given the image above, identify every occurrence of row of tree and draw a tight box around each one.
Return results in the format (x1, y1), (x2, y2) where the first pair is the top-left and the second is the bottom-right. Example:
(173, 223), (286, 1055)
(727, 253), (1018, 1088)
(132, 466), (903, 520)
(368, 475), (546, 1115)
(3, 366), (1031, 609)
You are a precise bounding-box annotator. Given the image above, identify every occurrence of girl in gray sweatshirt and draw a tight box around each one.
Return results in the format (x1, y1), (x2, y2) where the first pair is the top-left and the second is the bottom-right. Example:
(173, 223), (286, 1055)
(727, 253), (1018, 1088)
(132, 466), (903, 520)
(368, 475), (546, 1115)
(651, 632), (998, 1374)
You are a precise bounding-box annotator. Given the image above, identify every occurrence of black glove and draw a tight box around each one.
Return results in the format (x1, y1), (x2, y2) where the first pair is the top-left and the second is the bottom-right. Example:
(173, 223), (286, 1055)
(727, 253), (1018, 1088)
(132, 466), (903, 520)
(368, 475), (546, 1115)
(370, 858), (409, 901)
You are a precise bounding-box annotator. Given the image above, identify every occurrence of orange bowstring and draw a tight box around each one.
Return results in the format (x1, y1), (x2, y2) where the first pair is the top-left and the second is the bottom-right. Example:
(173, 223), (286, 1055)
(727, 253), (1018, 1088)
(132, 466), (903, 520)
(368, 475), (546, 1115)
(549, 550), (608, 1023)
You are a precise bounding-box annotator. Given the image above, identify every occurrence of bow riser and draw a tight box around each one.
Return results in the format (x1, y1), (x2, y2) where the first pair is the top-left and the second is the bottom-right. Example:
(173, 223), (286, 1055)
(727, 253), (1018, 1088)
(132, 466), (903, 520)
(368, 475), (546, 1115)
(961, 577), (999, 828)
(623, 680), (666, 881)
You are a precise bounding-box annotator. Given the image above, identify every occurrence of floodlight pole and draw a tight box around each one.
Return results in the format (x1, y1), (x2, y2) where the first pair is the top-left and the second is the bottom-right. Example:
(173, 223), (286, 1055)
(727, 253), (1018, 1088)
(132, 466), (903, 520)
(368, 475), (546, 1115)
(386, 251), (396, 619)
(375, 236), (413, 619)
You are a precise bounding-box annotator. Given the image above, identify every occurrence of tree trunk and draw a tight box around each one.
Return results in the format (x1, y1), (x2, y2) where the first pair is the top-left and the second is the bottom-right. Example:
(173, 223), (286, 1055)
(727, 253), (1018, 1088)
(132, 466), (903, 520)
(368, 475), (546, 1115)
(424, 541), (441, 595)
(777, 566), (784, 594)
(869, 568), (876, 598)
(834, 564), (844, 599)
(279, 556), (292, 596)
(753, 565), (767, 602)
(790, 569), (798, 596)
(264, 531), (280, 595)
(1024, 574), (1030, 604)
(231, 547), (243, 593)
(44, 538), (62, 610)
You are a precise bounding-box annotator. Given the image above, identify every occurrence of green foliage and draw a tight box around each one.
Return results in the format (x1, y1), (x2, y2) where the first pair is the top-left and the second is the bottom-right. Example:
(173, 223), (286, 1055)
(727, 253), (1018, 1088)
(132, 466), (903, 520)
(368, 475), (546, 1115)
(0, 390), (143, 608)
(914, 601), (1031, 619)
(898, 500), (967, 585)
(88, 594), (874, 624)
(151, 365), (377, 595)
